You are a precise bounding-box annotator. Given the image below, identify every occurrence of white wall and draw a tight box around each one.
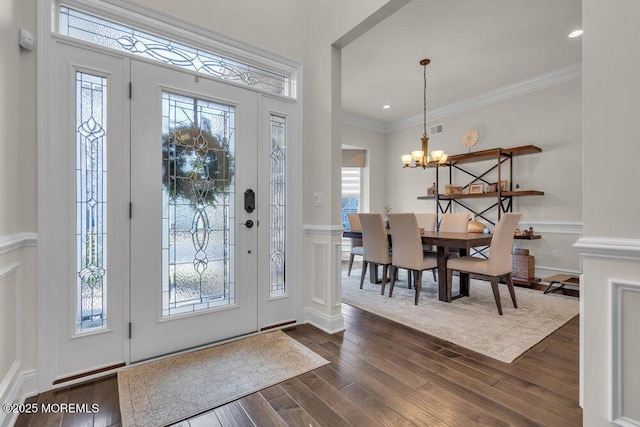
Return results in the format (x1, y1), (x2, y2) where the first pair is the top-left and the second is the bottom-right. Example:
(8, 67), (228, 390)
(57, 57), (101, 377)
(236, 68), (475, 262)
(0, 0), (39, 421)
(342, 124), (387, 214)
(578, 0), (640, 425)
(386, 79), (583, 275)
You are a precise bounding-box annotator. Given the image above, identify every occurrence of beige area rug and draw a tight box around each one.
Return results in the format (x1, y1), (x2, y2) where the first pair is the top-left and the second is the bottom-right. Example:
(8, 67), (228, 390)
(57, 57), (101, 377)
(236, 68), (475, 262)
(342, 269), (579, 363)
(118, 330), (328, 427)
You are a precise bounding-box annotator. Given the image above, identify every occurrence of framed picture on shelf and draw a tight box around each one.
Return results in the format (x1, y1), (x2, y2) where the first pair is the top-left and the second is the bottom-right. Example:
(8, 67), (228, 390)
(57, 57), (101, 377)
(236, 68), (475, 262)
(486, 183), (498, 192)
(500, 180), (508, 191)
(469, 183), (484, 194)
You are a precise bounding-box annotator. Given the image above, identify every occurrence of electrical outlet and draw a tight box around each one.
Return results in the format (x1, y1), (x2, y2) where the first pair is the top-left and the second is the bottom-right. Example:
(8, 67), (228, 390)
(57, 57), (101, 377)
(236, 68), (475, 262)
(551, 250), (560, 260)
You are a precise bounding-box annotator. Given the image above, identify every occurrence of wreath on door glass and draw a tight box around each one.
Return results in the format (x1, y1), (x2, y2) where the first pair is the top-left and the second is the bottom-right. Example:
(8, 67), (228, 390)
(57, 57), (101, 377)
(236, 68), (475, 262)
(161, 125), (234, 206)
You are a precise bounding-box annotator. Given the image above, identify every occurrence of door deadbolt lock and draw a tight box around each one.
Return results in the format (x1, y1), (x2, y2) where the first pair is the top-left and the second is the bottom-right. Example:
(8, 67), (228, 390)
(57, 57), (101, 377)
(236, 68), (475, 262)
(242, 220), (254, 228)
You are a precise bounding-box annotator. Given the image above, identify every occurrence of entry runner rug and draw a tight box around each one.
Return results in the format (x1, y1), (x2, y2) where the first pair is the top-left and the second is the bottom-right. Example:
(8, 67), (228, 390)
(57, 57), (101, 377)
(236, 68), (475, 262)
(118, 330), (328, 426)
(342, 269), (579, 363)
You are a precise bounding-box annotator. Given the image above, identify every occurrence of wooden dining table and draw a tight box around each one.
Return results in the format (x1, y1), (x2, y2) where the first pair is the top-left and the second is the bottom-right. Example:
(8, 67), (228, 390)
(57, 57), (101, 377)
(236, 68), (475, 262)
(343, 230), (493, 302)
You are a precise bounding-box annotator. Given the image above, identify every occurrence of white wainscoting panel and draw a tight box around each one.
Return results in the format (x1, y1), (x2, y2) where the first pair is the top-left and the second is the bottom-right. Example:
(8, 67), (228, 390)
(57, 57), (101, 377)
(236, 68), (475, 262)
(610, 280), (640, 426)
(0, 370), (37, 427)
(311, 242), (327, 305)
(0, 263), (21, 398)
(0, 262), (26, 427)
(333, 242), (342, 308)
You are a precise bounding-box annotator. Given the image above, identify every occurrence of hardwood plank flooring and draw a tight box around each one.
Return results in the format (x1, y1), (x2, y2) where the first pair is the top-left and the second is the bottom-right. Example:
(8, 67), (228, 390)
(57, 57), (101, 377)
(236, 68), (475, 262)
(15, 305), (581, 427)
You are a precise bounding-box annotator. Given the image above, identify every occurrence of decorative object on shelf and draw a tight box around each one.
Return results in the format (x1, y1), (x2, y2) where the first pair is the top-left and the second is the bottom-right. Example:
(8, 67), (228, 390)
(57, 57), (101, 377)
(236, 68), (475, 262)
(444, 185), (463, 195)
(487, 183), (498, 193)
(469, 183), (484, 194)
(462, 129), (479, 151)
(401, 58), (447, 168)
(467, 215), (485, 233)
(528, 226), (534, 235)
(515, 228), (521, 236)
(499, 180), (508, 191)
(427, 182), (437, 195)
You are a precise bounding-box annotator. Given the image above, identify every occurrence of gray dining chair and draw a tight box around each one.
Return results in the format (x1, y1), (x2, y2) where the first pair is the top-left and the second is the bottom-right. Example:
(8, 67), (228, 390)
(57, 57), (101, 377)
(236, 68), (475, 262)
(346, 213), (363, 276)
(388, 213), (438, 305)
(446, 212), (521, 314)
(359, 213), (392, 295)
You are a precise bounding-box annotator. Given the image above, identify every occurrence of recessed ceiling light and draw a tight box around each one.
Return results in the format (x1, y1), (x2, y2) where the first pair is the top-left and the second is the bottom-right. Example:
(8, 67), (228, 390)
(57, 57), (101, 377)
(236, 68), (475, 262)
(382, 104), (391, 110)
(568, 29), (583, 38)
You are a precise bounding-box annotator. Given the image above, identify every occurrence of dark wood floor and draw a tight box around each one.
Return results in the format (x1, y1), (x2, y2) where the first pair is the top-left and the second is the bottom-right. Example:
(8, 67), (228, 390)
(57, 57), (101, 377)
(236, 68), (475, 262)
(15, 305), (581, 427)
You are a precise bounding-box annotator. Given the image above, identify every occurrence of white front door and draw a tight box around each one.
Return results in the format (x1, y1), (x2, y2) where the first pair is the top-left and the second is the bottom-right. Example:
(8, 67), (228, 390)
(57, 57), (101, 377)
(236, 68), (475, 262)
(129, 60), (259, 362)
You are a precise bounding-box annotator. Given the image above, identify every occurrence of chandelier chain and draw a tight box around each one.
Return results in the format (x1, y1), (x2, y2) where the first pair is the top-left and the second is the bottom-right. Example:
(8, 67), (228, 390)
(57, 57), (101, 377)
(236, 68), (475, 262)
(423, 62), (427, 138)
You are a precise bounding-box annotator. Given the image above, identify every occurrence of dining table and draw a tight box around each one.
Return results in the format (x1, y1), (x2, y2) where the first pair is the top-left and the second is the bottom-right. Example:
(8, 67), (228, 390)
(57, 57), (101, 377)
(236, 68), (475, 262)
(343, 229), (493, 302)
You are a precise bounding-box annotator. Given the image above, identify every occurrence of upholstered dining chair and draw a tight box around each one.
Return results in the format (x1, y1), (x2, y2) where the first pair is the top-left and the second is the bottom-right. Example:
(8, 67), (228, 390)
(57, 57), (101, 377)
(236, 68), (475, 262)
(415, 212), (438, 282)
(446, 212), (522, 315)
(358, 213), (393, 295)
(387, 213), (438, 305)
(415, 212), (437, 232)
(438, 212), (471, 261)
(438, 212), (470, 232)
(346, 213), (363, 276)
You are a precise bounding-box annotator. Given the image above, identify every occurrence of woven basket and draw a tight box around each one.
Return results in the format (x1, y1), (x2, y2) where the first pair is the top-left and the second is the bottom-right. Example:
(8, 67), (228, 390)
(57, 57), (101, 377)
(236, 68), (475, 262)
(512, 252), (535, 279)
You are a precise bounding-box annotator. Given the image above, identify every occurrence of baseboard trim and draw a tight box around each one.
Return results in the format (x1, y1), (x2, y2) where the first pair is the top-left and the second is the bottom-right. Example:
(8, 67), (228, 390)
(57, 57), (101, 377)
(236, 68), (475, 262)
(0, 370), (38, 427)
(303, 307), (345, 334)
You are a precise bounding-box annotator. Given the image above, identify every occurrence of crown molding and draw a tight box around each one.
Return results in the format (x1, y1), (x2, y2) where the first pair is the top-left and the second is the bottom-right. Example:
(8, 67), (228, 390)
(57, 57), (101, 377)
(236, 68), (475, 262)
(342, 112), (387, 133)
(343, 62), (582, 134)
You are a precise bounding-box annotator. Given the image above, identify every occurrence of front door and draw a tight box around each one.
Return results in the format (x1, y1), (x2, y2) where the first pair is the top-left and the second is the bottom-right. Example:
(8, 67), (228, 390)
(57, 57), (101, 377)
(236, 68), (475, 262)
(129, 60), (259, 362)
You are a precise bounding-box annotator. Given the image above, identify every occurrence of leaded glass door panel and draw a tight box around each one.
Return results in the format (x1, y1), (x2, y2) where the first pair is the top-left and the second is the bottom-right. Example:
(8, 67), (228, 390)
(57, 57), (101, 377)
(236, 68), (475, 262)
(130, 60), (258, 362)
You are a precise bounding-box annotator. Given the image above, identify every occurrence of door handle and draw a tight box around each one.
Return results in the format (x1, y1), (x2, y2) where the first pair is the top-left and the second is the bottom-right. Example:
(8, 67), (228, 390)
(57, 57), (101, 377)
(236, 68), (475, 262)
(241, 220), (254, 228)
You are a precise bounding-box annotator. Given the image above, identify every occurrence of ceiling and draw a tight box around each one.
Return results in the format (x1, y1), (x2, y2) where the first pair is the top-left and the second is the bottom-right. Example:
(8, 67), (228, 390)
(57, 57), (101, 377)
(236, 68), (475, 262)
(341, 0), (582, 126)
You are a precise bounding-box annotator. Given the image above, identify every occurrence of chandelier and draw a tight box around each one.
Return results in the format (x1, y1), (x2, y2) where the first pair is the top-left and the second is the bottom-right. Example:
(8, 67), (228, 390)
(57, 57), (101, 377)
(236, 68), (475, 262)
(401, 59), (448, 168)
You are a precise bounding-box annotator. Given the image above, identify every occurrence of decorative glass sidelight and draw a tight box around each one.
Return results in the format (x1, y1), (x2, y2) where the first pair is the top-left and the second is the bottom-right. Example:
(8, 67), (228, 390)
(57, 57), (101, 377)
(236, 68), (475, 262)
(58, 6), (289, 96)
(162, 91), (235, 317)
(269, 115), (286, 296)
(76, 72), (108, 332)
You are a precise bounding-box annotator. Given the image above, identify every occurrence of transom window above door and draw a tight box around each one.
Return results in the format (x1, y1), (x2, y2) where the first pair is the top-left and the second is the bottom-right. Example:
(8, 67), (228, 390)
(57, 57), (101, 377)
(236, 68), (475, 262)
(57, 5), (293, 97)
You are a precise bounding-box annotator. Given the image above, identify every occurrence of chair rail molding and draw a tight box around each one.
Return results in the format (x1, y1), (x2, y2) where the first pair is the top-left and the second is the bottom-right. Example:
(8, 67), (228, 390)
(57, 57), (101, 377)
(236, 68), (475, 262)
(574, 237), (640, 260)
(0, 233), (38, 256)
(303, 225), (345, 236)
(519, 221), (583, 235)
